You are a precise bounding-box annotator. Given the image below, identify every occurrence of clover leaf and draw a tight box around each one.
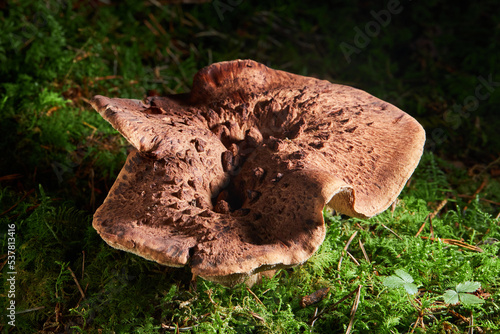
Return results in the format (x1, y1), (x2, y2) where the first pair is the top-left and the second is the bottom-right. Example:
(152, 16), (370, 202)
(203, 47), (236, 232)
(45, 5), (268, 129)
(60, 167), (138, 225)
(443, 281), (484, 305)
(382, 269), (419, 295)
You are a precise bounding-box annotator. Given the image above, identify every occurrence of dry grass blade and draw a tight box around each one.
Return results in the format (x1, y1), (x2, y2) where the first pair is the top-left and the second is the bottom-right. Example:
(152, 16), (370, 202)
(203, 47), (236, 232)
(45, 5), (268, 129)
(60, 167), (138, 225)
(415, 220), (426, 238)
(15, 306), (46, 315)
(380, 223), (402, 240)
(246, 287), (264, 306)
(430, 199), (448, 220)
(358, 240), (370, 263)
(416, 199), (448, 237)
(464, 178), (488, 211)
(0, 173), (23, 182)
(67, 267), (85, 300)
(346, 251), (360, 266)
(0, 189), (34, 217)
(309, 285), (360, 325)
(162, 324), (197, 332)
(468, 311), (474, 334)
(249, 311), (265, 322)
(420, 237), (484, 252)
(338, 231), (358, 271)
(345, 285), (362, 334)
(458, 194), (500, 206)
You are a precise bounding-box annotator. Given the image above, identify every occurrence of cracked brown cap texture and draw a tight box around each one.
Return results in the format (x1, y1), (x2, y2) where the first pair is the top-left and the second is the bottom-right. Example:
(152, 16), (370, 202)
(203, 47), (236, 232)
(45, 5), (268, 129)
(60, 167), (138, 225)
(90, 59), (425, 286)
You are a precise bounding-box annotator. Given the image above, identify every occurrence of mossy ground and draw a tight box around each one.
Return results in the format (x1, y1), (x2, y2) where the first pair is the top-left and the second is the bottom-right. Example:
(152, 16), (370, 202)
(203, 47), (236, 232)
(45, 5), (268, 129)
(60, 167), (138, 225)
(1, 1), (499, 333)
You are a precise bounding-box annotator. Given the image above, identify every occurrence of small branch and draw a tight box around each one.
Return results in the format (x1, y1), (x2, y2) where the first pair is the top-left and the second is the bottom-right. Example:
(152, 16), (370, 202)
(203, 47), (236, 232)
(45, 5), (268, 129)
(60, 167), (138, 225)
(468, 311), (474, 334)
(415, 220), (426, 238)
(81, 251), (85, 281)
(310, 285), (360, 324)
(477, 155), (500, 177)
(430, 199), (448, 220)
(162, 324), (197, 332)
(420, 237), (483, 252)
(358, 240), (370, 263)
(0, 189), (35, 217)
(464, 178), (488, 211)
(310, 308), (319, 332)
(345, 285), (362, 334)
(416, 199), (448, 237)
(457, 194), (500, 206)
(15, 306), (45, 315)
(346, 251), (360, 266)
(68, 267), (85, 300)
(380, 223), (402, 240)
(338, 231), (358, 276)
(429, 217), (434, 239)
(246, 287), (264, 306)
(409, 316), (421, 333)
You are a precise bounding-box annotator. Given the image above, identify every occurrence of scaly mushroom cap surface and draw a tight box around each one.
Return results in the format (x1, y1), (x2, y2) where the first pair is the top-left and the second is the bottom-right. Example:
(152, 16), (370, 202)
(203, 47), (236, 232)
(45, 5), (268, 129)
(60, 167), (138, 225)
(90, 59), (425, 286)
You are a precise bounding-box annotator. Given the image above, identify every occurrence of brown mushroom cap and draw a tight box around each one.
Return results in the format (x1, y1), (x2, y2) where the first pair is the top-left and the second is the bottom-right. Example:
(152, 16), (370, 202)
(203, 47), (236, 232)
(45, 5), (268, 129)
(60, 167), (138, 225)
(90, 59), (425, 286)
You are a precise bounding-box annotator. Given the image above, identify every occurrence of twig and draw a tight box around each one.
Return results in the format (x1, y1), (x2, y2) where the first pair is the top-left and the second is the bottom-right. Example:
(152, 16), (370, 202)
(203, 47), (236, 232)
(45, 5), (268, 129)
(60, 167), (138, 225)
(449, 309), (469, 323)
(464, 178), (488, 211)
(416, 199), (448, 237)
(477, 155), (500, 177)
(81, 251), (85, 281)
(410, 317), (420, 333)
(310, 308), (319, 332)
(148, 13), (169, 38)
(421, 237), (483, 252)
(468, 310), (474, 334)
(415, 220), (426, 238)
(380, 223), (402, 240)
(68, 267), (85, 300)
(457, 194), (500, 206)
(338, 231), (358, 275)
(162, 324), (197, 332)
(358, 240), (370, 263)
(346, 251), (360, 266)
(430, 199), (448, 220)
(0, 189), (34, 217)
(429, 217), (434, 239)
(0, 173), (22, 182)
(310, 285), (360, 324)
(345, 285), (362, 334)
(249, 311), (265, 322)
(246, 287), (264, 306)
(15, 306), (45, 314)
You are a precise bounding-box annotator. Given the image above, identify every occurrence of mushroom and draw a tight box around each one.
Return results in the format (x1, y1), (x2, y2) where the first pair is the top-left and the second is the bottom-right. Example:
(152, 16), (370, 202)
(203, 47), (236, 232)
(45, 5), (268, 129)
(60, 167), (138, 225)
(90, 59), (425, 286)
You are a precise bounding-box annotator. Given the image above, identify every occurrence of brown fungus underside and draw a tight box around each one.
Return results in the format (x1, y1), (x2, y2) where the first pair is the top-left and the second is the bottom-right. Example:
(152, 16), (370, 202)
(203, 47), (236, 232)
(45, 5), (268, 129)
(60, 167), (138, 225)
(90, 59), (425, 286)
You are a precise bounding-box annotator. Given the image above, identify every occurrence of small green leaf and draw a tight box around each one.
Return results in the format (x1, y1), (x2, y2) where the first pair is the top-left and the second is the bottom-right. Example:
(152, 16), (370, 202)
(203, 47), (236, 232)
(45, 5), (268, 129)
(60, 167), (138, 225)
(383, 270), (418, 294)
(382, 276), (405, 289)
(456, 281), (481, 293)
(459, 293), (485, 305)
(403, 283), (418, 295)
(394, 269), (414, 283)
(443, 290), (460, 304)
